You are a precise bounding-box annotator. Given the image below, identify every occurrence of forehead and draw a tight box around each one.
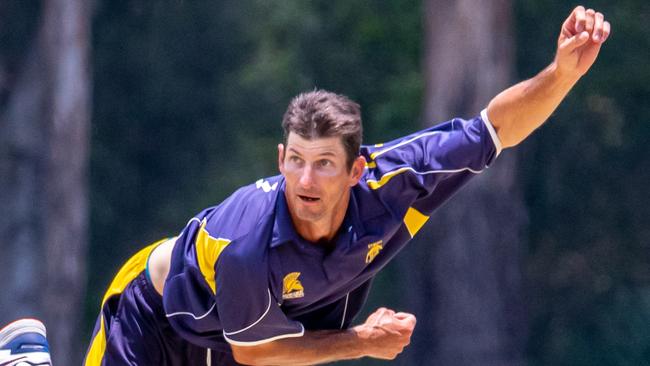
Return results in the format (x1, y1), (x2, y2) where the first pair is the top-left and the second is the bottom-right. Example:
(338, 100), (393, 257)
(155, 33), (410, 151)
(285, 133), (345, 157)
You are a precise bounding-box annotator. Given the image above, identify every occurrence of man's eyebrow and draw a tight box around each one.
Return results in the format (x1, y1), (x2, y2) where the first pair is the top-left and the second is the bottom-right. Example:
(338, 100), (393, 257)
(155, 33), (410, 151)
(287, 147), (337, 157)
(287, 147), (303, 156)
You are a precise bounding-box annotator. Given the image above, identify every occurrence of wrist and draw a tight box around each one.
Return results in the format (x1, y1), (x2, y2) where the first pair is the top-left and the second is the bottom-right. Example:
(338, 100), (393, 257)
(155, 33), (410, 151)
(350, 325), (372, 358)
(548, 60), (582, 86)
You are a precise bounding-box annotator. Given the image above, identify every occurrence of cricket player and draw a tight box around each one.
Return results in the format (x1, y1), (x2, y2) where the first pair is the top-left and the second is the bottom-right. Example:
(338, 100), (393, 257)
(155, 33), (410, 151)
(77, 5), (609, 366)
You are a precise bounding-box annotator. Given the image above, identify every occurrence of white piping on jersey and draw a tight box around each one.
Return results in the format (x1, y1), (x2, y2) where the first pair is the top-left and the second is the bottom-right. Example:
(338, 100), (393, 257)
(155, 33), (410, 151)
(182, 217), (202, 235)
(370, 108), (502, 161)
(184, 217), (231, 243)
(223, 323), (305, 346)
(223, 289), (273, 336)
(370, 130), (445, 160)
(340, 293), (350, 329)
(166, 302), (217, 320)
(206, 348), (211, 366)
(166, 217), (222, 321)
(366, 165), (486, 189)
(187, 217), (202, 225)
(480, 108), (503, 156)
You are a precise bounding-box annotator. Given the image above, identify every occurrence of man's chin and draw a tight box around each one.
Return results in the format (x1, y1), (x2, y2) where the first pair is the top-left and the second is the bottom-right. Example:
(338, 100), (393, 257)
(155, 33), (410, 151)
(295, 208), (325, 222)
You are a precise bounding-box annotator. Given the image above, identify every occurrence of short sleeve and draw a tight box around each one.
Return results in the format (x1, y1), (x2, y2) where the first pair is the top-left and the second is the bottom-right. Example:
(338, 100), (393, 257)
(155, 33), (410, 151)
(361, 111), (502, 217)
(216, 246), (304, 346)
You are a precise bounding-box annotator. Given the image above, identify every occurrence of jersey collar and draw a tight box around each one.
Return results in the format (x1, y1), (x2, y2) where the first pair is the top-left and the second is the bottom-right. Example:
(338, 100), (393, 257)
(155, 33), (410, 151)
(270, 186), (299, 248)
(269, 181), (365, 249)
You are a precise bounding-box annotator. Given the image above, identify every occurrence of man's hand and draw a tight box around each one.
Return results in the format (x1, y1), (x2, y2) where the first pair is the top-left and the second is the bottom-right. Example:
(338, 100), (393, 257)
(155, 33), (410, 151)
(352, 307), (417, 360)
(230, 307), (416, 365)
(487, 5), (611, 147)
(555, 6), (611, 78)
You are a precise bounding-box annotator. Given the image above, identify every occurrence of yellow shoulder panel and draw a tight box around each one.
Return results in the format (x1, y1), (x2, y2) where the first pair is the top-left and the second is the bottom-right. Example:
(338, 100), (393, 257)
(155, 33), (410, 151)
(195, 219), (231, 294)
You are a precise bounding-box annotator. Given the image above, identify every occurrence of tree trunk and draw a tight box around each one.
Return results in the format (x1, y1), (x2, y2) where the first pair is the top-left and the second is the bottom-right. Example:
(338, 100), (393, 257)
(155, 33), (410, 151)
(397, 1), (527, 365)
(0, 1), (91, 365)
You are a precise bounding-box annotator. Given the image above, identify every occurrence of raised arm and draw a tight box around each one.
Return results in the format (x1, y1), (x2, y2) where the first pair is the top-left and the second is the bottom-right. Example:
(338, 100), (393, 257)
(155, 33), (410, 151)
(487, 6), (611, 148)
(230, 308), (416, 365)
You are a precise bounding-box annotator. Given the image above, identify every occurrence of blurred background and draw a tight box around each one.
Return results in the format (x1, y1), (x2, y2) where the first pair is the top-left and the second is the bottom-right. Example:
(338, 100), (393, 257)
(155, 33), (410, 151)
(1, 0), (648, 365)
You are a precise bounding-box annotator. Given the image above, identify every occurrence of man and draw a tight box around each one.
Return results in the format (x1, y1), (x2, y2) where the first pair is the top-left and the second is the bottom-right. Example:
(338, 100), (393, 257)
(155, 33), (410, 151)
(78, 6), (610, 366)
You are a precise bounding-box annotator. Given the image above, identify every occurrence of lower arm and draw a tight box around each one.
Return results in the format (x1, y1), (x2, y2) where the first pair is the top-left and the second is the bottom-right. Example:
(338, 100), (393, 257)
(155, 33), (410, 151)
(232, 328), (366, 366)
(487, 62), (581, 148)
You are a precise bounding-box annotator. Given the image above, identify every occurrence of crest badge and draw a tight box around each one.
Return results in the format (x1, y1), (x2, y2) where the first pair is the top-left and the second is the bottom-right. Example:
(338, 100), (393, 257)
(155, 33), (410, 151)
(282, 272), (305, 299)
(365, 240), (383, 264)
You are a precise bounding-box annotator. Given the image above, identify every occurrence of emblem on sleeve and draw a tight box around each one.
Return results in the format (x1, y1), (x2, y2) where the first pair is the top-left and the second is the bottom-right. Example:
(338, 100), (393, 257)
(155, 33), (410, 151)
(256, 178), (278, 193)
(365, 240), (383, 264)
(282, 272), (305, 299)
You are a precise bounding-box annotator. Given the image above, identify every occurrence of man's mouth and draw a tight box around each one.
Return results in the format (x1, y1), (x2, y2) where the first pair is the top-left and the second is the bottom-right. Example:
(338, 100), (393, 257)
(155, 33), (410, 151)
(298, 195), (320, 202)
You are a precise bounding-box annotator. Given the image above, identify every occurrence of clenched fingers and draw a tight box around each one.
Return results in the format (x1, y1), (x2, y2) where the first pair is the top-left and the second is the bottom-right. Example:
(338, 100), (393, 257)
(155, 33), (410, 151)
(584, 8), (596, 34)
(393, 312), (417, 329)
(593, 12), (604, 41)
(574, 6), (586, 32)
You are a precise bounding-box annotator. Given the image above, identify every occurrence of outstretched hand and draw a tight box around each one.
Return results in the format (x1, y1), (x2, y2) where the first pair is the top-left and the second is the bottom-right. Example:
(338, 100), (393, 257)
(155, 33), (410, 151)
(555, 6), (611, 78)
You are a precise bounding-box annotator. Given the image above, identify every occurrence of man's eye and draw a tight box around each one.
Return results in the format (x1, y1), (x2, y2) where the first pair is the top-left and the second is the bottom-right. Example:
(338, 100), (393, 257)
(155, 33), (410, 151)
(289, 156), (302, 163)
(319, 160), (332, 167)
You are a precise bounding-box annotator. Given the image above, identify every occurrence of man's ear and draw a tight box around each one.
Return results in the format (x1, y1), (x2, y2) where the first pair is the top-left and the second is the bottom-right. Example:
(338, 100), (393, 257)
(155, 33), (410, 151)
(349, 155), (366, 186)
(278, 144), (285, 174)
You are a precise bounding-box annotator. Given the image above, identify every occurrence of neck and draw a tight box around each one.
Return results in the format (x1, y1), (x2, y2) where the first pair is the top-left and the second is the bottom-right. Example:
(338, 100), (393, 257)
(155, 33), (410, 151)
(288, 193), (350, 243)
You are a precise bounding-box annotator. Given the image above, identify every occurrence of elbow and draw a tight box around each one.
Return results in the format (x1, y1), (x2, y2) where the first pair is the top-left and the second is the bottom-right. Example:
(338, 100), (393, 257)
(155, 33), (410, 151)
(231, 345), (271, 366)
(485, 104), (529, 149)
(231, 348), (257, 365)
(495, 128), (522, 150)
(499, 136), (520, 149)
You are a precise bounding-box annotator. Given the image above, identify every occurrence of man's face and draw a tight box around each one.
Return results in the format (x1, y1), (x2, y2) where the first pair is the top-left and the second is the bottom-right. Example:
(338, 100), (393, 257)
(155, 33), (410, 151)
(279, 133), (363, 224)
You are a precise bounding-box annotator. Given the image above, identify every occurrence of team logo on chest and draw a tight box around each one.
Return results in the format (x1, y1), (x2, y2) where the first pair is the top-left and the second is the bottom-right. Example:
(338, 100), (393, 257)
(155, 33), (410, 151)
(282, 272), (305, 299)
(365, 240), (383, 264)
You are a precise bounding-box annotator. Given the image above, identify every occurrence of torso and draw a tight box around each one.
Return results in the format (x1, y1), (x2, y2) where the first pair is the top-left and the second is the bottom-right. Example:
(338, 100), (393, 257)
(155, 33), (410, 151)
(159, 112), (500, 346)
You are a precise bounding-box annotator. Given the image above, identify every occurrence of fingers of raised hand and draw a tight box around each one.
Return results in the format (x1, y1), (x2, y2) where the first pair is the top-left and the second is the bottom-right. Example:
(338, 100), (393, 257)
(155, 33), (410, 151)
(584, 8), (596, 34)
(594, 16), (611, 44)
(602, 21), (611, 42)
(593, 12), (604, 41)
(560, 31), (590, 52)
(571, 6), (610, 44)
(573, 6), (586, 32)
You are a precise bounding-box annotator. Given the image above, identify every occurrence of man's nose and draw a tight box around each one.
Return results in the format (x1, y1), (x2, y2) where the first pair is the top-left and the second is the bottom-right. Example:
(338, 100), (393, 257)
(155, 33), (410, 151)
(299, 165), (314, 187)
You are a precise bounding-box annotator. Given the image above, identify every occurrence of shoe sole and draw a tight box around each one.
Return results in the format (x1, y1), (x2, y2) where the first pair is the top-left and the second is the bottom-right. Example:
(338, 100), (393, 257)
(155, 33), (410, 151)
(0, 319), (47, 348)
(0, 319), (51, 366)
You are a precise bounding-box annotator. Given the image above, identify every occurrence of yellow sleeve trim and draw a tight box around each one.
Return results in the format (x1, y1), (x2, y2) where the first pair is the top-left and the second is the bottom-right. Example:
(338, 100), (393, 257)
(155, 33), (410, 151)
(366, 167), (412, 190)
(195, 219), (232, 294)
(404, 207), (429, 238)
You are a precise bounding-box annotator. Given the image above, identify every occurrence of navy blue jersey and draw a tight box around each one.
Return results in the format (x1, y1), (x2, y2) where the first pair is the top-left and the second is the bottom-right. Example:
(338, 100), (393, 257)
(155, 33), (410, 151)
(163, 111), (501, 348)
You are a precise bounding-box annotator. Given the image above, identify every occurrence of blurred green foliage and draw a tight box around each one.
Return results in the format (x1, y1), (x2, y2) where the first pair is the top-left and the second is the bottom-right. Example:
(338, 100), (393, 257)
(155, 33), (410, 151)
(83, 0), (650, 364)
(516, 1), (650, 365)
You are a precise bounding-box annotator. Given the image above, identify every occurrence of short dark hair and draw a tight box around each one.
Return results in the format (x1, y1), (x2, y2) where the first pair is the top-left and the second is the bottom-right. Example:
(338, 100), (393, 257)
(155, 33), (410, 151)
(282, 90), (362, 170)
